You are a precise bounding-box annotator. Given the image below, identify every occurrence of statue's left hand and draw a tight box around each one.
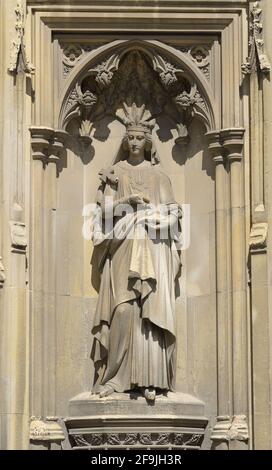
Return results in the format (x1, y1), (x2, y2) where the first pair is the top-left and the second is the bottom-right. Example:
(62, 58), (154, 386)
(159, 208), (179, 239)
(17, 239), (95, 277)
(146, 213), (177, 231)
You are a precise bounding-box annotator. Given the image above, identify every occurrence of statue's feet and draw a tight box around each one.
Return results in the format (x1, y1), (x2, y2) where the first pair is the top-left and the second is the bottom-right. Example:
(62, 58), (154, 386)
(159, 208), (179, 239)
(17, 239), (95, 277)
(143, 387), (156, 402)
(97, 384), (115, 398)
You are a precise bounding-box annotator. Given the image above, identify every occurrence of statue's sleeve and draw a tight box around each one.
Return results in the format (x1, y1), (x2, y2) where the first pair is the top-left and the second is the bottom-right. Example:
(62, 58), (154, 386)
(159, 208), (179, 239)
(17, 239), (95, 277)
(159, 171), (177, 205)
(95, 166), (118, 206)
(91, 168), (118, 264)
(159, 171), (183, 248)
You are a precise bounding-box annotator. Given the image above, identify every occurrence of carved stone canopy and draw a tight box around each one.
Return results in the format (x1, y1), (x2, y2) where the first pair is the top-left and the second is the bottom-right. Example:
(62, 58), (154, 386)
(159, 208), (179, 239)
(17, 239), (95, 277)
(242, 1), (271, 75)
(59, 42), (215, 149)
(8, 0), (35, 75)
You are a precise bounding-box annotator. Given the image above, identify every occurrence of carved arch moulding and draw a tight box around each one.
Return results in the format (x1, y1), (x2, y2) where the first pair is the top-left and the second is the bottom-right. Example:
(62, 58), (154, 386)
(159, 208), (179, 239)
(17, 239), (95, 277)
(30, 40), (216, 166)
(60, 41), (215, 140)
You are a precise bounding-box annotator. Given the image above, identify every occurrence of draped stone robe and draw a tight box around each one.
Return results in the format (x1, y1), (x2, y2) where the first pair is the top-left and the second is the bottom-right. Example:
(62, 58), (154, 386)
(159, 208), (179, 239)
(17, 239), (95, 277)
(91, 160), (182, 393)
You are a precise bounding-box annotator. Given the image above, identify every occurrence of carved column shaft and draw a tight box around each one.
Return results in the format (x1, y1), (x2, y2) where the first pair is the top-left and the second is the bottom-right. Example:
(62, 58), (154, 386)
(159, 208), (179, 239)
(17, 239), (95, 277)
(221, 129), (248, 430)
(43, 157), (57, 416)
(30, 127), (67, 418)
(208, 129), (249, 449)
(29, 156), (44, 416)
(206, 131), (232, 428)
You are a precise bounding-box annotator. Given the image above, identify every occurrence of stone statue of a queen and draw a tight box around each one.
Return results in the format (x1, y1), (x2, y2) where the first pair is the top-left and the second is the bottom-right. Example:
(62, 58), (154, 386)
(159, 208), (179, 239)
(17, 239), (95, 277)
(90, 103), (182, 401)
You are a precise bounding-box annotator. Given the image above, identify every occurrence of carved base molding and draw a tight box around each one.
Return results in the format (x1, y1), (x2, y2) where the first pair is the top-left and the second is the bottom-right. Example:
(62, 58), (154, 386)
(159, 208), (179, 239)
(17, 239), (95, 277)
(211, 415), (249, 449)
(69, 431), (204, 450)
(65, 392), (208, 450)
(30, 417), (66, 450)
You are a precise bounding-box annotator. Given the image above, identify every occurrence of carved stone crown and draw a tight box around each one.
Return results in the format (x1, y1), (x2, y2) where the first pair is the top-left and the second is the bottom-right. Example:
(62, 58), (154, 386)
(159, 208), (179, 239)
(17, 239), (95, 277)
(118, 103), (154, 135)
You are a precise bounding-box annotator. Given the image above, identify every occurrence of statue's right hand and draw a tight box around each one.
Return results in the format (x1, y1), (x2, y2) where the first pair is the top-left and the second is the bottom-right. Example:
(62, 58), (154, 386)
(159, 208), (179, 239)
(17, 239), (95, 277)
(127, 194), (150, 205)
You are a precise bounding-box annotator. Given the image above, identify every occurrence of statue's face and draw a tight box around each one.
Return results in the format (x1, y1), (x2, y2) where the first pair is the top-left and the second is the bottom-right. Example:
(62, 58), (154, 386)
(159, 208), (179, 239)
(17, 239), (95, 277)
(127, 130), (146, 156)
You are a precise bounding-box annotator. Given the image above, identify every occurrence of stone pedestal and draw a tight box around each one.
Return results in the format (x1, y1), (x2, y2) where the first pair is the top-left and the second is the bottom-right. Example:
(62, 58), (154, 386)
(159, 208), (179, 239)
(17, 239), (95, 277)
(64, 392), (208, 450)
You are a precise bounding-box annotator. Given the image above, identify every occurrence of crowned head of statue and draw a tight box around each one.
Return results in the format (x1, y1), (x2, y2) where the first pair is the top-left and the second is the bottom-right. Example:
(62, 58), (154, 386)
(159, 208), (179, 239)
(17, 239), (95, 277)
(115, 103), (159, 165)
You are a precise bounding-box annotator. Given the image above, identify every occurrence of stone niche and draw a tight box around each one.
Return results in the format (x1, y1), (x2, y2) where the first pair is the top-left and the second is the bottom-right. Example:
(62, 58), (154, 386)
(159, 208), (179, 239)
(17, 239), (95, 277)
(31, 38), (216, 449)
(28, 1), (249, 451)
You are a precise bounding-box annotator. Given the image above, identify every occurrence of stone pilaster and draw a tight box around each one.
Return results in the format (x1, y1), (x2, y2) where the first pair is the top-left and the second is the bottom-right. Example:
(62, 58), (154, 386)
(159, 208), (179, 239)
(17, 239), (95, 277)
(221, 128), (249, 449)
(29, 127), (68, 422)
(250, 0), (272, 450)
(207, 128), (249, 450)
(0, 0), (30, 450)
(206, 131), (232, 441)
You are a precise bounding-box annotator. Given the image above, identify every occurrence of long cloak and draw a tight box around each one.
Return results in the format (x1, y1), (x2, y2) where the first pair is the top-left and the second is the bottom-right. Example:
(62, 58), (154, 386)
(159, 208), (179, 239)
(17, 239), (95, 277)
(91, 160), (182, 392)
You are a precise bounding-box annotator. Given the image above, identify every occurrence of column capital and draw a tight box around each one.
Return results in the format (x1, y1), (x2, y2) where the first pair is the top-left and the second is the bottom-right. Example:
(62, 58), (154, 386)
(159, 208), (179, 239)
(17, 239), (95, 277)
(220, 128), (245, 163)
(205, 130), (224, 165)
(206, 128), (245, 164)
(48, 130), (68, 168)
(30, 127), (54, 164)
(30, 127), (68, 168)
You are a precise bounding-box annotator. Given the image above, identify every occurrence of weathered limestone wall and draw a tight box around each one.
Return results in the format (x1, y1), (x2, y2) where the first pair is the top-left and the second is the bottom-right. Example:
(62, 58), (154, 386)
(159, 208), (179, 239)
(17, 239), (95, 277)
(263, 0), (272, 449)
(0, 0), (30, 450)
(249, 0), (272, 450)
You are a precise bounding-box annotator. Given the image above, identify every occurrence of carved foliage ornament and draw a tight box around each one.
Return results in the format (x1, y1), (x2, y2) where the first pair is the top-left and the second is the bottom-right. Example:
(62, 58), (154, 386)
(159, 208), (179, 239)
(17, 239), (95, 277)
(152, 54), (184, 87)
(190, 46), (210, 79)
(30, 417), (65, 443)
(61, 42), (211, 82)
(60, 48), (212, 148)
(8, 0), (35, 74)
(63, 44), (83, 67)
(177, 45), (210, 81)
(62, 44), (83, 79)
(89, 54), (120, 88)
(242, 1), (271, 75)
(61, 43), (104, 79)
(71, 432), (204, 449)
